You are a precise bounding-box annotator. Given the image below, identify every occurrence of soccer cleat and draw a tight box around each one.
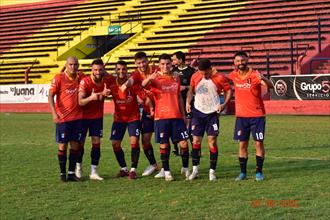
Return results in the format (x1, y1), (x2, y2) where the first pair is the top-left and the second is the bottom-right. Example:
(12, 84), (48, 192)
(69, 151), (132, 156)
(255, 172), (264, 181)
(67, 174), (80, 182)
(181, 167), (190, 180)
(115, 169), (129, 178)
(188, 166), (199, 181)
(60, 174), (67, 182)
(154, 168), (165, 178)
(128, 171), (137, 180)
(188, 170), (199, 181)
(235, 173), (247, 181)
(209, 169), (217, 181)
(90, 173), (104, 181)
(75, 163), (82, 179)
(142, 164), (158, 176)
(164, 171), (174, 181)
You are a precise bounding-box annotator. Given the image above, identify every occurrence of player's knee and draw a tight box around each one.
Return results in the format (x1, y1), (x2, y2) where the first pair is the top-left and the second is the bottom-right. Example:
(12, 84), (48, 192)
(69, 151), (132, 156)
(131, 143), (140, 149)
(192, 143), (201, 150)
(112, 142), (122, 152)
(209, 145), (218, 153)
(160, 144), (169, 154)
(142, 143), (152, 150)
(179, 140), (188, 150)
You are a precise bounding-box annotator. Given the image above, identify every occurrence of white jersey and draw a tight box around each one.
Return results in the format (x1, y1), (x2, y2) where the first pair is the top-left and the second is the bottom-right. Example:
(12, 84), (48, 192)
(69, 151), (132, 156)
(194, 78), (220, 114)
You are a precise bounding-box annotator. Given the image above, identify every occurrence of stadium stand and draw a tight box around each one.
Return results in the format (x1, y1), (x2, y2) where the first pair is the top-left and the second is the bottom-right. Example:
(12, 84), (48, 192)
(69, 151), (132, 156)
(0, 0), (129, 84)
(0, 0), (329, 85)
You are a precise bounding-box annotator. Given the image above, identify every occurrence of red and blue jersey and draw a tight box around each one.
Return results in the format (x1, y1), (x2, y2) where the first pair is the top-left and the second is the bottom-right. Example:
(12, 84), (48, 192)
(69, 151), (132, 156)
(229, 68), (265, 117)
(79, 75), (108, 119)
(149, 74), (183, 120)
(106, 78), (148, 122)
(49, 71), (85, 123)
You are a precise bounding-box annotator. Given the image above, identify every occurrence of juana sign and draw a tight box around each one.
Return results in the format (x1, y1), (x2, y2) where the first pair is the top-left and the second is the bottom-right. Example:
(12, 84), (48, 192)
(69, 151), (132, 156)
(0, 84), (50, 103)
(270, 74), (330, 100)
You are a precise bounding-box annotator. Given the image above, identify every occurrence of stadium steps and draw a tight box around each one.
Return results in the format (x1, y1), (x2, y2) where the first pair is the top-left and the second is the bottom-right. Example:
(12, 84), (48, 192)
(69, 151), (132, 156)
(110, 0), (187, 29)
(186, 0), (330, 75)
(312, 60), (330, 74)
(102, 0), (202, 65)
(148, 21), (330, 40)
(0, 0), (131, 84)
(105, 0), (248, 71)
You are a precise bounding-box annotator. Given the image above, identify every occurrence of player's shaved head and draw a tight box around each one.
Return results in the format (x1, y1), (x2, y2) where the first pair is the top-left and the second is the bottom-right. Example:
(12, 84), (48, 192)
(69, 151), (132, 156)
(66, 56), (78, 64)
(65, 56), (79, 75)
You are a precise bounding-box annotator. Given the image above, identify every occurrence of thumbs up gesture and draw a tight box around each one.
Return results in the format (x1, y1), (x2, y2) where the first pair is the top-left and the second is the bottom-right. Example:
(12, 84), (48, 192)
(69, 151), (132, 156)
(89, 88), (100, 101)
(102, 83), (111, 97)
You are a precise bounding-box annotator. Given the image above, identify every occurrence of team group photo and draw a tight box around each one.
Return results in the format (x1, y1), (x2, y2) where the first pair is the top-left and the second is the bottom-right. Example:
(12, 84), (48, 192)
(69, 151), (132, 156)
(0, 0), (329, 219)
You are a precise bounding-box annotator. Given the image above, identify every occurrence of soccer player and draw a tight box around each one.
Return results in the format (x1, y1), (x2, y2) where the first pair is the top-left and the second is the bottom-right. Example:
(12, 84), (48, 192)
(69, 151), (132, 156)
(77, 58), (109, 181)
(120, 52), (159, 177)
(186, 59), (232, 181)
(48, 56), (85, 182)
(171, 51), (196, 155)
(228, 51), (273, 181)
(142, 53), (190, 181)
(106, 60), (154, 180)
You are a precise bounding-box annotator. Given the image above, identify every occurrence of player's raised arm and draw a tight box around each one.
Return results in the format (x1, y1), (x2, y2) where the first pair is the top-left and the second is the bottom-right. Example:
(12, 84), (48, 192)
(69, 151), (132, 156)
(102, 83), (111, 97)
(78, 89), (100, 106)
(141, 71), (159, 87)
(120, 77), (134, 91)
(259, 73), (274, 89)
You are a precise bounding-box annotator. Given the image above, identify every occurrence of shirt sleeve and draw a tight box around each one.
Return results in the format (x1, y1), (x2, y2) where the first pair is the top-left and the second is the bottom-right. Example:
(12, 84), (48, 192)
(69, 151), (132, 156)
(49, 75), (60, 94)
(79, 78), (88, 93)
(219, 75), (231, 92)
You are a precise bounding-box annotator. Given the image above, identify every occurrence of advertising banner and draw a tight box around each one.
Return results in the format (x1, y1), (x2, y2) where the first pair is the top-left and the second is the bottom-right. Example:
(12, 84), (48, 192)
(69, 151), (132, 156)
(0, 84), (50, 103)
(270, 74), (330, 100)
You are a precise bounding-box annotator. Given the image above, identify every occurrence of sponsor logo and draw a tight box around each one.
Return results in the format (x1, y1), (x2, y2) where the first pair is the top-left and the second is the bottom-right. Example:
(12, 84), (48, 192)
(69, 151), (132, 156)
(39, 87), (49, 97)
(301, 82), (322, 93)
(236, 83), (251, 89)
(0, 90), (9, 94)
(65, 88), (77, 94)
(161, 84), (178, 92)
(274, 80), (287, 96)
(11, 87), (35, 101)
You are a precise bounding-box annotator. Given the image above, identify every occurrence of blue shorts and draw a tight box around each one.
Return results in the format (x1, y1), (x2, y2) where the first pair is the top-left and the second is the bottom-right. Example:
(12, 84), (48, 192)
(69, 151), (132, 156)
(56, 119), (83, 143)
(81, 118), (103, 141)
(141, 110), (154, 134)
(234, 117), (266, 141)
(110, 120), (141, 141)
(191, 108), (219, 137)
(154, 119), (188, 144)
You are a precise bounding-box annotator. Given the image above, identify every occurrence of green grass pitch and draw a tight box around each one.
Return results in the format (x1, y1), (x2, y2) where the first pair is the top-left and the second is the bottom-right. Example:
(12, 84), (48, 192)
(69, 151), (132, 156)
(0, 113), (329, 219)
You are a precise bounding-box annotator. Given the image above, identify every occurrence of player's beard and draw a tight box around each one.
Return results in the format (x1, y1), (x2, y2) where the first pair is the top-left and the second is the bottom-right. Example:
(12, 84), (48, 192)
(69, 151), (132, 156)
(93, 74), (103, 83)
(238, 64), (248, 71)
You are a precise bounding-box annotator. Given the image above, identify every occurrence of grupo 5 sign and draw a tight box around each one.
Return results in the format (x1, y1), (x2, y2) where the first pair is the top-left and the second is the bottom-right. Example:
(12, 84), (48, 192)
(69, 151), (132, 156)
(271, 74), (330, 100)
